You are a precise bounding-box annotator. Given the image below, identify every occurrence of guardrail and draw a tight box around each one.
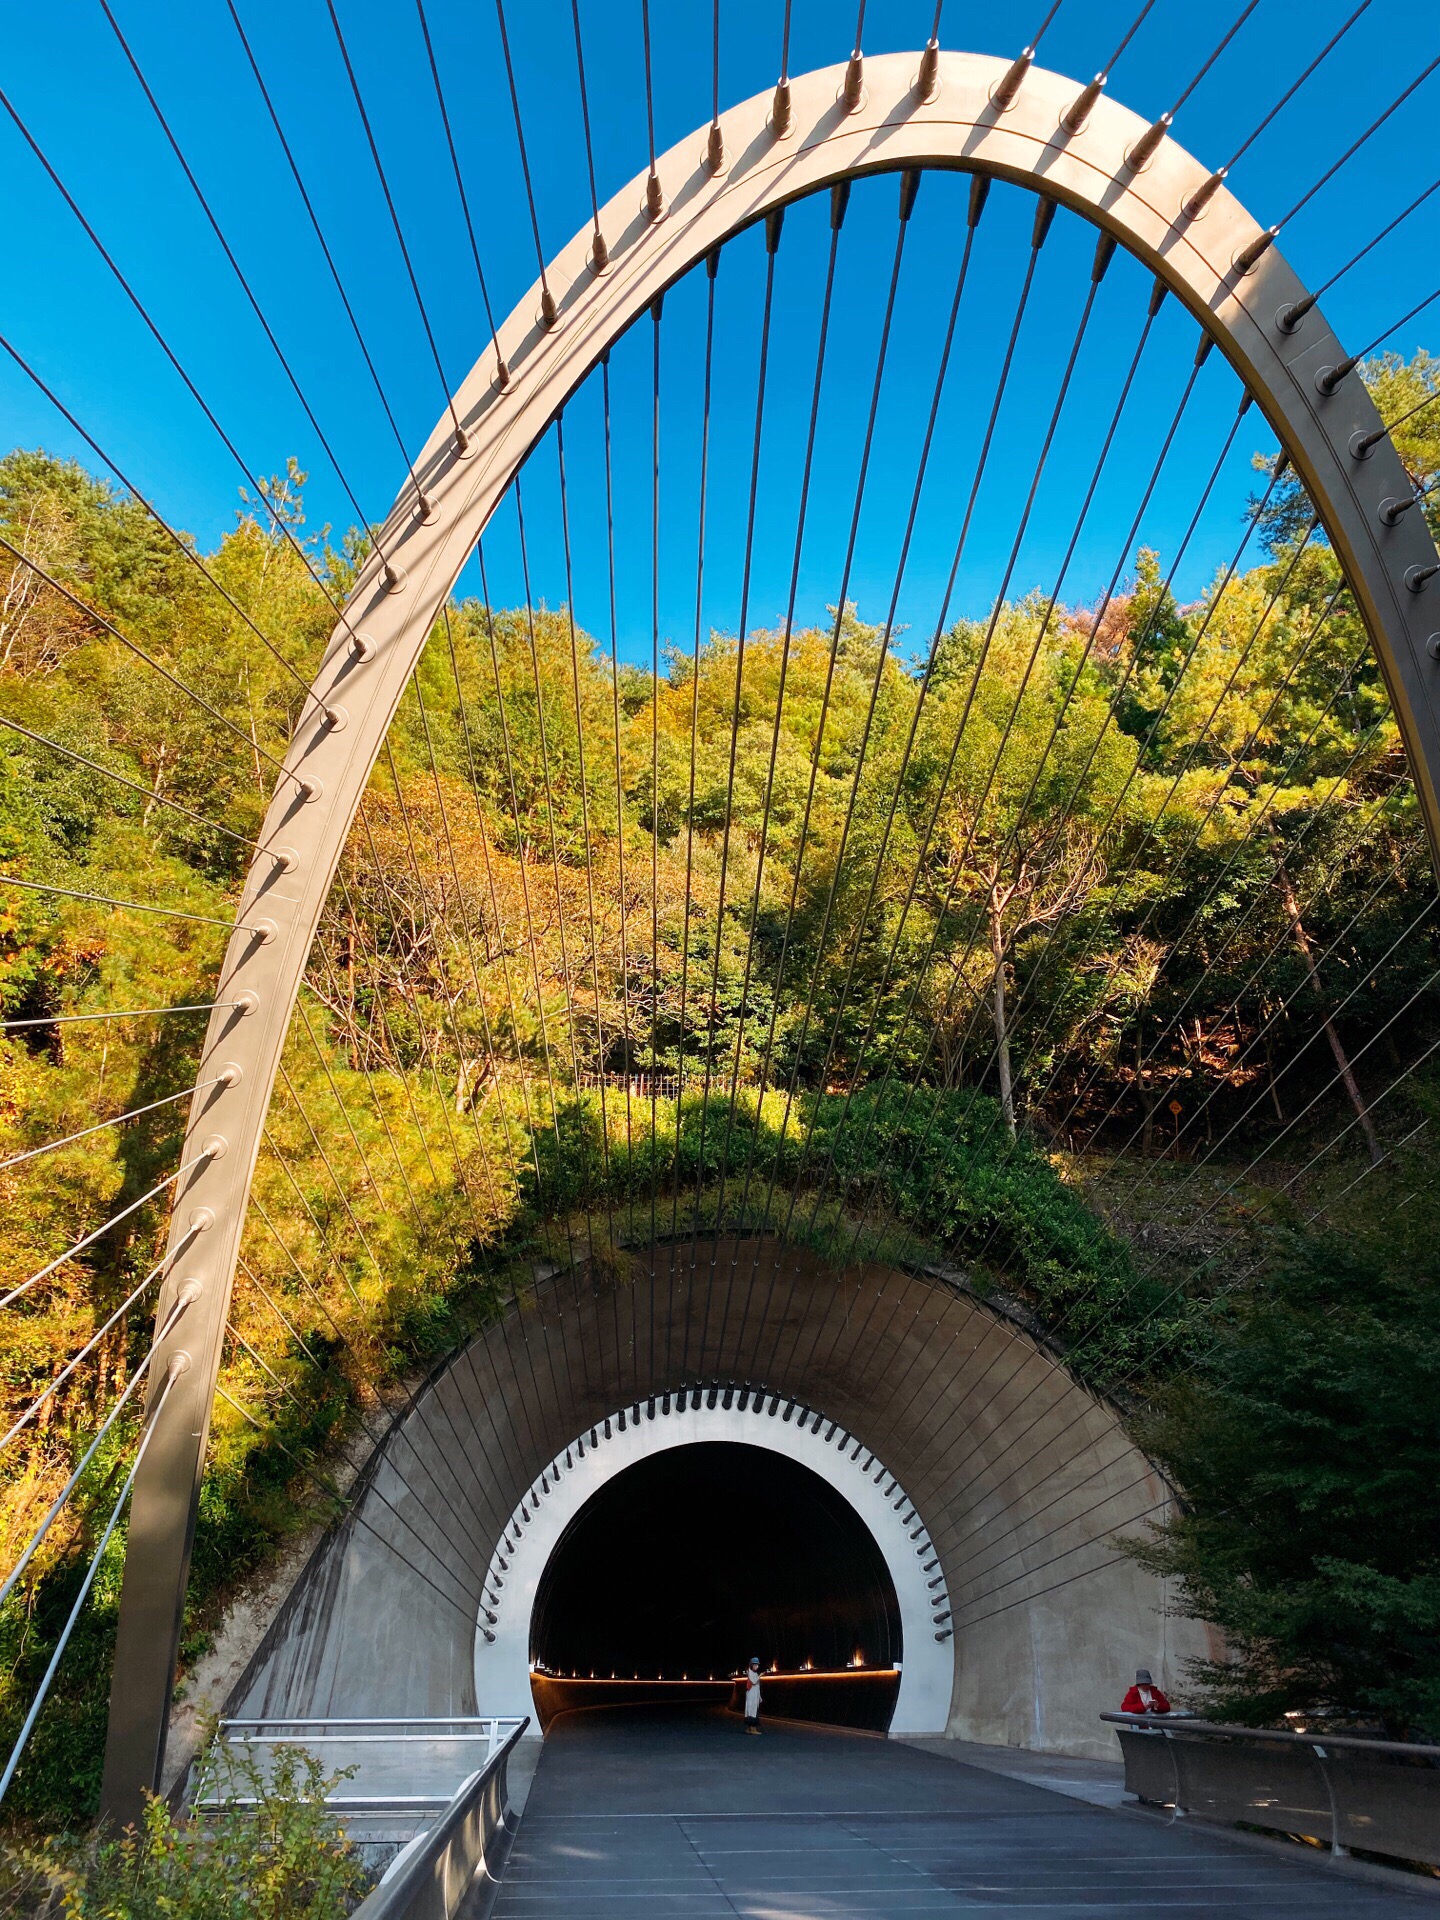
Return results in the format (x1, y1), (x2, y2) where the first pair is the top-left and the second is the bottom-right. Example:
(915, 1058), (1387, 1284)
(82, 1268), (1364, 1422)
(350, 1717), (529, 1920)
(201, 1716), (527, 1814)
(1102, 1713), (1440, 1868)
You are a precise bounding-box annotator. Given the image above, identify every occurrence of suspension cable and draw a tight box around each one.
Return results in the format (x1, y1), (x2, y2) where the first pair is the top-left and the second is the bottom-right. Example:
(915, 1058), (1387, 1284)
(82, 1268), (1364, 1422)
(322, 0), (466, 448)
(0, 85), (365, 626)
(670, 260), (720, 1253)
(1219, 1), (1374, 175)
(494, 0), (557, 320)
(680, 206), (785, 1283)
(808, 260), (1175, 1278)
(1, 1152), (213, 1311)
(555, 416), (618, 1253)
(0, 330), (324, 705)
(0, 1259), (167, 1453)
(1, 1072), (232, 1173)
(759, 192), (1054, 1266)
(99, 1), (413, 546)
(0, 873), (269, 938)
(784, 224), (1119, 1253)
(0, 1292), (195, 1608)
(0, 1364), (182, 1803)
(413, 0), (505, 381)
(0, 534), (309, 789)
(225, 0), (428, 498)
(2, 1001), (234, 1031)
(0, 713), (280, 860)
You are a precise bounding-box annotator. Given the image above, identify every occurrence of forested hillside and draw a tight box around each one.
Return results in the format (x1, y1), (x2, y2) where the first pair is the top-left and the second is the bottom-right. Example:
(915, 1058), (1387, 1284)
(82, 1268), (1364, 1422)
(1, 348), (1437, 1815)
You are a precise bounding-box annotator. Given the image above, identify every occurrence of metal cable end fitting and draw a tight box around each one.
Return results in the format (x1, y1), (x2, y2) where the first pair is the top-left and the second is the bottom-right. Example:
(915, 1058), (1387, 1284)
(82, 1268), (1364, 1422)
(916, 39), (940, 102)
(166, 1350), (193, 1383)
(322, 704), (349, 732)
(539, 284), (559, 328)
(772, 76), (793, 136)
(250, 920), (278, 946)
(843, 50), (864, 111)
(646, 171), (664, 219)
(175, 1278), (204, 1311)
(349, 631), (376, 660)
(494, 353), (511, 390)
(1427, 633), (1440, 659)
(270, 845), (299, 873)
(591, 228), (610, 272)
(381, 560), (402, 591)
(706, 121), (726, 173)
(452, 425), (469, 455)
(991, 46), (1032, 110)
(298, 775), (323, 802)
(1125, 111), (1171, 171)
(935, 1628), (954, 1642)
(1276, 294), (1317, 334)
(1061, 73), (1105, 134)
(1381, 496), (1418, 525)
(1409, 565), (1439, 592)
(217, 1062), (243, 1088)
(201, 1133), (229, 1160)
(1350, 428), (1385, 459)
(188, 1205), (217, 1232)
(1233, 226), (1278, 274)
(1316, 354), (1360, 396)
(1182, 168), (1227, 219)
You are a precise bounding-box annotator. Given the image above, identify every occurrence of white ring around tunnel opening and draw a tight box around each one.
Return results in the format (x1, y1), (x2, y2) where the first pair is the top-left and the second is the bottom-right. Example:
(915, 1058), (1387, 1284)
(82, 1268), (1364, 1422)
(473, 1394), (954, 1735)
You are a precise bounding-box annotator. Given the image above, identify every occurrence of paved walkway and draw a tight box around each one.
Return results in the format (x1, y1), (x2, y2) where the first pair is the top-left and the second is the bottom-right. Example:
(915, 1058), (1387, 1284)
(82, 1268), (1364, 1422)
(489, 1707), (1434, 1918)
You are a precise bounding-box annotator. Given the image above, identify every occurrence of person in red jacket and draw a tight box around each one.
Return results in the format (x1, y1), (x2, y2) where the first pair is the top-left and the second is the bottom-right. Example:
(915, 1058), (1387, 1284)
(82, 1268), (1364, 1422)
(1120, 1668), (1172, 1714)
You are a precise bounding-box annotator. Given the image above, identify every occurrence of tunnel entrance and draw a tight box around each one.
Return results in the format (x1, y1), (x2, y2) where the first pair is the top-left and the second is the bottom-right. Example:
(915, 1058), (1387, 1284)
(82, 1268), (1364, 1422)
(528, 1441), (902, 1731)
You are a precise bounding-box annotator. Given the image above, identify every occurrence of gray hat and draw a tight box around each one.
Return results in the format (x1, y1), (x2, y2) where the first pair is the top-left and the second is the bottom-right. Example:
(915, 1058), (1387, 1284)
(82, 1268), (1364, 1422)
(748, 1657), (760, 1668)
(1135, 1669), (1153, 1685)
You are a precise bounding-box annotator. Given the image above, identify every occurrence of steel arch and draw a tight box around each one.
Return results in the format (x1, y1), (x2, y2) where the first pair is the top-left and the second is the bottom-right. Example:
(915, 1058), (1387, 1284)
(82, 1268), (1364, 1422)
(100, 47), (1440, 1818)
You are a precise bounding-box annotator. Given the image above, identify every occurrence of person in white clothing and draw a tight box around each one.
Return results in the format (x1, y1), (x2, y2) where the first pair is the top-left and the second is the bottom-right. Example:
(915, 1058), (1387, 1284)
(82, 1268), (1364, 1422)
(742, 1657), (762, 1734)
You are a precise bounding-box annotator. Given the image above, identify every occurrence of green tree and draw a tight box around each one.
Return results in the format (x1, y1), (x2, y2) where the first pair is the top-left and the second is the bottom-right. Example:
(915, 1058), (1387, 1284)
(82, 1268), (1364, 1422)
(1124, 1234), (1440, 1737)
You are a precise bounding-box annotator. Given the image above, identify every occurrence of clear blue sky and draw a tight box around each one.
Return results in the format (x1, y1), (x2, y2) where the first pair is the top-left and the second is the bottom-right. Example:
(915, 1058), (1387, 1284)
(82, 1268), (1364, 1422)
(3, 0), (1437, 669)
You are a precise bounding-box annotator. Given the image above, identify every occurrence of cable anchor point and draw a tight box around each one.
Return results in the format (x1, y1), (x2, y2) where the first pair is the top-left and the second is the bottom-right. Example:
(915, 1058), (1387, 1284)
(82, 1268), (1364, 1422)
(1125, 112), (1171, 172)
(1061, 74), (1105, 135)
(915, 41), (940, 103)
(772, 77), (793, 137)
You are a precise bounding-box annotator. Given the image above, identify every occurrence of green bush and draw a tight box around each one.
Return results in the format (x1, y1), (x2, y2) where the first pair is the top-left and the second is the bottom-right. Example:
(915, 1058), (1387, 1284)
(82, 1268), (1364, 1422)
(0, 1740), (370, 1919)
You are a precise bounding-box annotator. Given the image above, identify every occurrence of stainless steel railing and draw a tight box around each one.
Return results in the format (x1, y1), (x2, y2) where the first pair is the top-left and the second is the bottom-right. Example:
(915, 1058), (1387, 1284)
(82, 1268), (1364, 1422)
(349, 1717), (529, 1920)
(1103, 1712), (1440, 1867)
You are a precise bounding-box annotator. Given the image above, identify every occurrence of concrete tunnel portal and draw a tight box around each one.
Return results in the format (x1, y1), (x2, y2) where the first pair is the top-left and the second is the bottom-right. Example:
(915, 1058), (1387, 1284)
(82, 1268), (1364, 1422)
(222, 1239), (1217, 1762)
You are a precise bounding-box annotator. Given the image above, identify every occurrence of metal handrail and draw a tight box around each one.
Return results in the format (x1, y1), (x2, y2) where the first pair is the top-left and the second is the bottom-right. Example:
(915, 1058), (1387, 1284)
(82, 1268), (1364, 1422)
(1103, 1712), (1440, 1868)
(351, 1716), (529, 1920)
(1102, 1712), (1440, 1760)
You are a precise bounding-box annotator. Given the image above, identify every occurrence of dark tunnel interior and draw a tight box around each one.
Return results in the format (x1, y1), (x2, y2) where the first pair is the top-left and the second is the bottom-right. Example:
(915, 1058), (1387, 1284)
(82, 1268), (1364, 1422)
(528, 1441), (903, 1730)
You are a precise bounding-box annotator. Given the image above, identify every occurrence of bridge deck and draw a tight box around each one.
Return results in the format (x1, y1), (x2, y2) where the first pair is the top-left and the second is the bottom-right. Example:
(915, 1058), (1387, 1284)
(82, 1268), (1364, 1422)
(489, 1708), (1432, 1918)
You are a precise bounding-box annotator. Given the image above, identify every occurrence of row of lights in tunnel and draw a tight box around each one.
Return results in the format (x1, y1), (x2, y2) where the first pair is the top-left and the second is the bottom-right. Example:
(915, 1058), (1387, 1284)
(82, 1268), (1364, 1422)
(529, 1655), (878, 1678)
